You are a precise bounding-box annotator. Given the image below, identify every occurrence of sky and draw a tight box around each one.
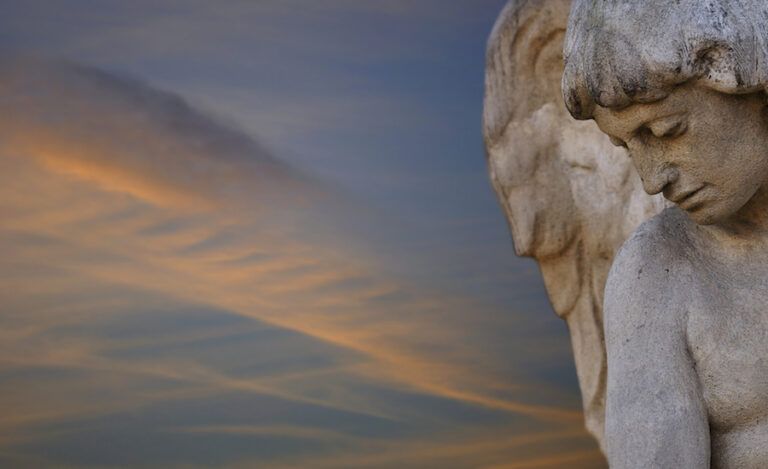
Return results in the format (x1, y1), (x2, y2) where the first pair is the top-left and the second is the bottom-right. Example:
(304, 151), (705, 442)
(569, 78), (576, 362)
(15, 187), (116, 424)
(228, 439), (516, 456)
(0, 1), (606, 467)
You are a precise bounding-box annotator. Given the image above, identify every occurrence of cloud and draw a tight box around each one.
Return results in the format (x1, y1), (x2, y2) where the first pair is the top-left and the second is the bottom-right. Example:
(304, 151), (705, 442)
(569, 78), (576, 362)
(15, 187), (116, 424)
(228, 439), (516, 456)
(0, 56), (598, 467)
(0, 54), (312, 209)
(0, 1), (508, 174)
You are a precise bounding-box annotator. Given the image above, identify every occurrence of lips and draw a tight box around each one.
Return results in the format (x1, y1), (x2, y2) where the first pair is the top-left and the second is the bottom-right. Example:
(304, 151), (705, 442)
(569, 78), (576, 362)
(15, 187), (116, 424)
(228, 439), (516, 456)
(668, 185), (706, 209)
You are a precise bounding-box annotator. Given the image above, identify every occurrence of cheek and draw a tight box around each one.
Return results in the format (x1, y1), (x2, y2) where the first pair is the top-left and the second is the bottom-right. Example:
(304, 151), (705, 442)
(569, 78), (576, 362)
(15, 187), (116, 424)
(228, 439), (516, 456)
(495, 166), (578, 258)
(705, 141), (767, 192)
(488, 147), (536, 192)
(690, 111), (768, 188)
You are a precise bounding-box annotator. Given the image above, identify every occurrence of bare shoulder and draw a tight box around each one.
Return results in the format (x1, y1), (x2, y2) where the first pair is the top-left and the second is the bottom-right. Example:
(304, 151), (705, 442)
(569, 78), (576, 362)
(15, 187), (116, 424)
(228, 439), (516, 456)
(604, 207), (695, 341)
(603, 213), (710, 469)
(611, 207), (694, 281)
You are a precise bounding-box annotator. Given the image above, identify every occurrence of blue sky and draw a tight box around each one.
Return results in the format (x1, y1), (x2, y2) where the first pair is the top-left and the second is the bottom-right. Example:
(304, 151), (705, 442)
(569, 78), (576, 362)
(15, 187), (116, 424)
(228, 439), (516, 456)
(0, 1), (605, 467)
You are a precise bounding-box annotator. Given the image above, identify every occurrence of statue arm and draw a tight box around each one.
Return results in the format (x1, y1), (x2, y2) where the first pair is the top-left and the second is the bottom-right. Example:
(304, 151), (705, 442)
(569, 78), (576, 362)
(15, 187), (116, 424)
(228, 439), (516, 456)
(603, 230), (709, 468)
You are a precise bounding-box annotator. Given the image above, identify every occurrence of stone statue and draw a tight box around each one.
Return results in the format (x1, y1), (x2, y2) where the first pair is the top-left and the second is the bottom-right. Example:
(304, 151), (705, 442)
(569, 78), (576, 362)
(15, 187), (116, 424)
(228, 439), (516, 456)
(483, 0), (665, 449)
(562, 0), (768, 467)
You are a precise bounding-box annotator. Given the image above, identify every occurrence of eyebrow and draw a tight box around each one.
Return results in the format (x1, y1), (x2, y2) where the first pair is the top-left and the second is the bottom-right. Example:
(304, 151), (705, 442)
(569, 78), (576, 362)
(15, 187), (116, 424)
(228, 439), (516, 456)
(606, 110), (686, 142)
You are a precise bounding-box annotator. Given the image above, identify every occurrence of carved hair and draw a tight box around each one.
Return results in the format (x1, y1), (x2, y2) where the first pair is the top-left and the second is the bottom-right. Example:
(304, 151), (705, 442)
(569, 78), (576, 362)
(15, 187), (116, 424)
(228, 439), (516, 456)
(562, 0), (768, 119)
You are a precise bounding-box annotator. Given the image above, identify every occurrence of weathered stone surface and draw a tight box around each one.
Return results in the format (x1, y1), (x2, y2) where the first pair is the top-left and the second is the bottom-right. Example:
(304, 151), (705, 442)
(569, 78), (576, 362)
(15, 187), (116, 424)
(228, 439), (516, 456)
(483, 0), (665, 449)
(563, 1), (768, 467)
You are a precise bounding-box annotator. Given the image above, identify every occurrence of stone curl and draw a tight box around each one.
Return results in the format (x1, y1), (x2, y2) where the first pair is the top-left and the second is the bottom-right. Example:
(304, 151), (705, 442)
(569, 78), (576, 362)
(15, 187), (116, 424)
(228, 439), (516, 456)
(562, 0), (768, 119)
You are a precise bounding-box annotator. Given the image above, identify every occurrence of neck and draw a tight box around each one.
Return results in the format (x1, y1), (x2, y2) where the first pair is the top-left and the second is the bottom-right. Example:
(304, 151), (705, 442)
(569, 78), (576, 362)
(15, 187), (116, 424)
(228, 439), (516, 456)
(703, 185), (768, 250)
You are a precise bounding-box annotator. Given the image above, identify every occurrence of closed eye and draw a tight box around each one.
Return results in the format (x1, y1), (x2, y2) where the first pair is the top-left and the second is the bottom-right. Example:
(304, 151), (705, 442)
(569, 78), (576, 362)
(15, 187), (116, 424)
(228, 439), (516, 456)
(608, 135), (628, 148)
(646, 114), (688, 139)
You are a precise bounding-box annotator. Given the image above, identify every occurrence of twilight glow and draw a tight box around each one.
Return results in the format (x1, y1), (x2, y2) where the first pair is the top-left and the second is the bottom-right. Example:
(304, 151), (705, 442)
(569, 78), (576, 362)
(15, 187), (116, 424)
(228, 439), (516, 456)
(0, 1), (605, 467)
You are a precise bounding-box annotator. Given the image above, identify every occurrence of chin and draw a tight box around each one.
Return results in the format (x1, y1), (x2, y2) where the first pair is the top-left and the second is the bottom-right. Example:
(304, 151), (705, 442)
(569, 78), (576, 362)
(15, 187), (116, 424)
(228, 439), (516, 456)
(685, 197), (748, 226)
(683, 204), (721, 225)
(688, 212), (718, 225)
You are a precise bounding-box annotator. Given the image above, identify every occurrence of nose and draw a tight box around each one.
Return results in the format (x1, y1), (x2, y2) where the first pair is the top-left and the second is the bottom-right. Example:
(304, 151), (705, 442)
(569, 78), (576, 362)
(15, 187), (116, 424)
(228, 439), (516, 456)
(640, 164), (679, 195)
(630, 145), (679, 195)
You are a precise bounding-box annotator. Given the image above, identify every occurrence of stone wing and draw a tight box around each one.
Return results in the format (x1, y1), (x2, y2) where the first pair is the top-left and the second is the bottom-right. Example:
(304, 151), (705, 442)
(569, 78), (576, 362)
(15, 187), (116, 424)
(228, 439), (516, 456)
(483, 0), (666, 448)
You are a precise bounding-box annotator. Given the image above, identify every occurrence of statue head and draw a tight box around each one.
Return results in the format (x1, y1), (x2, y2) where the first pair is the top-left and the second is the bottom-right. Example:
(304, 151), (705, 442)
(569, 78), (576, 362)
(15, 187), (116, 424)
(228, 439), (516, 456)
(563, 0), (768, 225)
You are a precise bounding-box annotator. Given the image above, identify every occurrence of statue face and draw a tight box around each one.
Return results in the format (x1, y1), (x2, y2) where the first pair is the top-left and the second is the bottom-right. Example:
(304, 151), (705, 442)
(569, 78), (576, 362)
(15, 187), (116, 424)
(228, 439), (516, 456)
(593, 84), (768, 225)
(488, 104), (577, 258)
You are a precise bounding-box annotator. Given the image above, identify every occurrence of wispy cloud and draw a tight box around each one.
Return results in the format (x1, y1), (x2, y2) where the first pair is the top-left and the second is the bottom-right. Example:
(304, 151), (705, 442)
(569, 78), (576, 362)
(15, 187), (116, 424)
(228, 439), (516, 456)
(0, 56), (596, 467)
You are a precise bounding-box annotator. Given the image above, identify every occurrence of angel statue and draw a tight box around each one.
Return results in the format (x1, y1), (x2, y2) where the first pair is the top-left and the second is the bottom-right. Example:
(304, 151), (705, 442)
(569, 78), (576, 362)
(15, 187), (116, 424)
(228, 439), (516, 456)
(483, 0), (666, 450)
(561, 0), (768, 467)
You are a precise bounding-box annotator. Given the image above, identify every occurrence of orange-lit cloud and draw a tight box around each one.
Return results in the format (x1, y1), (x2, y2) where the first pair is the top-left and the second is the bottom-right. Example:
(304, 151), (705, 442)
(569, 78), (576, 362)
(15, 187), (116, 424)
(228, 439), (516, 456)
(0, 57), (601, 467)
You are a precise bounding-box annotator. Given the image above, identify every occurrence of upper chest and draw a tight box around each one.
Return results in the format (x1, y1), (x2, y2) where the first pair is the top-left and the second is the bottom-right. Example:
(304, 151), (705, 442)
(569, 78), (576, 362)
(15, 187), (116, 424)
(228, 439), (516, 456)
(686, 259), (768, 430)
